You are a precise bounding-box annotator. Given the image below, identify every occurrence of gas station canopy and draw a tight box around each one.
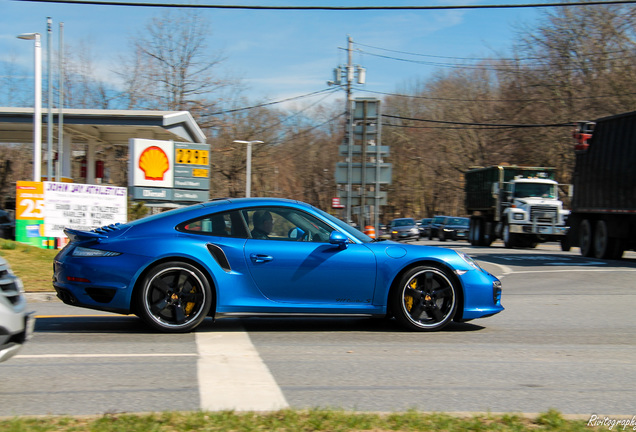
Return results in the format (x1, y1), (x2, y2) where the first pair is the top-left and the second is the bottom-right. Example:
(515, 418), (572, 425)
(0, 107), (206, 145)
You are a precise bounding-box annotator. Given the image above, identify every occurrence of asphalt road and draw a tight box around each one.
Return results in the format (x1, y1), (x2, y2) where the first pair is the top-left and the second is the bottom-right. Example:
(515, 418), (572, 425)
(1, 240), (635, 417)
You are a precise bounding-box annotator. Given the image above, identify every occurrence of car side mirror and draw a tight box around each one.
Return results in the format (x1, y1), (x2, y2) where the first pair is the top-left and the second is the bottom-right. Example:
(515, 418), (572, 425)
(329, 231), (349, 249)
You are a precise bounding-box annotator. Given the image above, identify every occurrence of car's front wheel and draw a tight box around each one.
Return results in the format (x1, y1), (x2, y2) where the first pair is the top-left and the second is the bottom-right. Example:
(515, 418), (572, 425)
(137, 261), (213, 333)
(391, 266), (458, 331)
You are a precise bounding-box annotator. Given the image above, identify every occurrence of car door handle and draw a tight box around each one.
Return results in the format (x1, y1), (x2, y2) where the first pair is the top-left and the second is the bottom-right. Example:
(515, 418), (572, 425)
(250, 253), (273, 263)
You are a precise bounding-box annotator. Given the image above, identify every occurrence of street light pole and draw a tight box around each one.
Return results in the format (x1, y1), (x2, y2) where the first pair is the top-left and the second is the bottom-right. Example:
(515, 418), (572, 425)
(47, 17), (53, 182)
(233, 140), (263, 197)
(17, 32), (42, 182)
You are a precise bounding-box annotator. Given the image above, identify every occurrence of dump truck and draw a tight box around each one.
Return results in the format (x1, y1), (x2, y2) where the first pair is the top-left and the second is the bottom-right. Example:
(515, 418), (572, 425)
(567, 112), (636, 259)
(465, 165), (570, 248)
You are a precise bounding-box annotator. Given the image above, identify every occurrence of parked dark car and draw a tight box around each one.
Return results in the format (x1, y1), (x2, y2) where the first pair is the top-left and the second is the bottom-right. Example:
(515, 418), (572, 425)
(418, 218), (432, 238)
(428, 215), (450, 240)
(389, 218), (420, 242)
(0, 210), (15, 241)
(439, 217), (470, 241)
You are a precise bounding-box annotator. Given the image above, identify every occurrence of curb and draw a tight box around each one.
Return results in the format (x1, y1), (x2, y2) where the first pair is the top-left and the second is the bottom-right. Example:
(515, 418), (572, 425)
(25, 292), (59, 303)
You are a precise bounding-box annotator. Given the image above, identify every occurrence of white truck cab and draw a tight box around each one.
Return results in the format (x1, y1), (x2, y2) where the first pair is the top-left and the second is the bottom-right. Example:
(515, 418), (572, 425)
(501, 177), (570, 247)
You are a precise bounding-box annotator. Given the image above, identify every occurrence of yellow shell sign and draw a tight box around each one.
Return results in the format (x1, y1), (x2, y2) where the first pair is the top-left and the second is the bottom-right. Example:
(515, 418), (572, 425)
(139, 146), (170, 180)
(130, 139), (174, 188)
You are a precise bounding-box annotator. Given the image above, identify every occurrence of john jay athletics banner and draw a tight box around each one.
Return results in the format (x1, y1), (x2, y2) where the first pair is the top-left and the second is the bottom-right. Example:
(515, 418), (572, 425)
(43, 182), (127, 237)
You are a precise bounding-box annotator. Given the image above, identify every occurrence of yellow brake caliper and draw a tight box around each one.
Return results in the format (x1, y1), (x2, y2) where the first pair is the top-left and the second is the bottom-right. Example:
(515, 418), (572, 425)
(184, 287), (197, 315)
(405, 278), (416, 311)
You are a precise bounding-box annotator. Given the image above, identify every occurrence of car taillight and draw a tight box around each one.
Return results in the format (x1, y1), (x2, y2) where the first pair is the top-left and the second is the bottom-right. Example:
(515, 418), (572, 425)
(67, 276), (91, 283)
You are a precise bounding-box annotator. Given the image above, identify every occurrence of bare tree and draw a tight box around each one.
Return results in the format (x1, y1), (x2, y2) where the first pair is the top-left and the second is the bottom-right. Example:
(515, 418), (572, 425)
(61, 39), (117, 109)
(116, 10), (229, 114)
(0, 53), (31, 107)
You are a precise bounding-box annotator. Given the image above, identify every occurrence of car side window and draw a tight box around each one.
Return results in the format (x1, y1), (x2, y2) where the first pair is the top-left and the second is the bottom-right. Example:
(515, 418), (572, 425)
(243, 207), (333, 242)
(179, 210), (249, 238)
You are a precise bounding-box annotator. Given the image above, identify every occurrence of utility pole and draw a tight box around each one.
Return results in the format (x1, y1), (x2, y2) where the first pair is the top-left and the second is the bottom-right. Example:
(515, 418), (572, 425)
(47, 17), (53, 182)
(345, 36), (354, 224)
(329, 36), (366, 224)
(331, 37), (390, 234)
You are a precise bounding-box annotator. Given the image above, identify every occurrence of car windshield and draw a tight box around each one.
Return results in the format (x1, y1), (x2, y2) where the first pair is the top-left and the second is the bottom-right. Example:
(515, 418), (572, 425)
(393, 219), (415, 227)
(313, 207), (373, 243)
(514, 182), (556, 199)
(447, 218), (469, 226)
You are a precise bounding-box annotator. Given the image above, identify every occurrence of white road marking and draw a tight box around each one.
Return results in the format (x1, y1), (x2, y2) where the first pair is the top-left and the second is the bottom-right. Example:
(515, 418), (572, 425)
(480, 261), (513, 277)
(16, 353), (196, 358)
(504, 268), (636, 274)
(196, 330), (289, 412)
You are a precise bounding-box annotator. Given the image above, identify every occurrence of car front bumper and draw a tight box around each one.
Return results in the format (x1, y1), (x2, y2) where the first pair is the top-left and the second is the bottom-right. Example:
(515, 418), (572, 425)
(0, 312), (34, 362)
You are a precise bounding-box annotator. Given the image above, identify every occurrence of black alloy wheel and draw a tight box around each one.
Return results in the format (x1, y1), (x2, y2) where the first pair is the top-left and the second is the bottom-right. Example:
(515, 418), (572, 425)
(391, 266), (458, 331)
(137, 261), (212, 332)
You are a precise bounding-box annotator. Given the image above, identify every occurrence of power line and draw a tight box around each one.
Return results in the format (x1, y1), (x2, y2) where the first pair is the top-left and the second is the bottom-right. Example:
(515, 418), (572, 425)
(354, 86), (636, 103)
(383, 113), (574, 128)
(353, 41), (632, 63)
(13, 0), (636, 9)
(254, 90), (340, 135)
(382, 122), (522, 130)
(355, 48), (636, 73)
(204, 88), (338, 116)
(354, 42), (538, 63)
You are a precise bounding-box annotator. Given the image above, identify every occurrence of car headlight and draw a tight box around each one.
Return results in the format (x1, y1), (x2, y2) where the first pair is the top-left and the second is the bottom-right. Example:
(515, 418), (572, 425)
(513, 213), (524, 220)
(72, 247), (121, 257)
(456, 251), (482, 272)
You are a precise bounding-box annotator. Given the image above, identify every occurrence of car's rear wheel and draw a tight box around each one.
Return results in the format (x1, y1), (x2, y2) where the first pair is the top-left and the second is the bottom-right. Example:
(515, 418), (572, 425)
(137, 261), (212, 333)
(391, 266), (458, 331)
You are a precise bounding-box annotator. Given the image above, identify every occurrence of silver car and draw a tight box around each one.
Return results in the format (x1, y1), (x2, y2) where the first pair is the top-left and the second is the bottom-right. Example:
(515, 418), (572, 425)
(0, 256), (34, 362)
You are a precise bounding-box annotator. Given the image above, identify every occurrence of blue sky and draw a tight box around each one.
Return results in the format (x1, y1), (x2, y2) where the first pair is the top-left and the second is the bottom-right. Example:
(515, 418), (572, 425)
(1, 1), (543, 108)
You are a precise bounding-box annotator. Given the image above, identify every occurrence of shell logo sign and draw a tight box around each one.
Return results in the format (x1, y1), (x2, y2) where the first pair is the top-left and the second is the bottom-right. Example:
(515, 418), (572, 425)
(130, 139), (174, 188)
(139, 146), (170, 180)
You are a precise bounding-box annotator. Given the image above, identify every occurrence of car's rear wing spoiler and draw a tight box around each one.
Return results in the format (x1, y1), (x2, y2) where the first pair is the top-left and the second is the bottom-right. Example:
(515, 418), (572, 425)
(63, 228), (107, 243)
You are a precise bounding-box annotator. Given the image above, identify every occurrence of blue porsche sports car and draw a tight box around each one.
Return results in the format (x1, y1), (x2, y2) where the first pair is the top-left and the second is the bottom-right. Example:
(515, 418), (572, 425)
(53, 198), (503, 333)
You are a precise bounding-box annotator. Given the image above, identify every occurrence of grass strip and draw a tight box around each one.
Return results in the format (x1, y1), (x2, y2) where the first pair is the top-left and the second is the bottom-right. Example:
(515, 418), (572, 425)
(0, 409), (607, 432)
(0, 240), (58, 292)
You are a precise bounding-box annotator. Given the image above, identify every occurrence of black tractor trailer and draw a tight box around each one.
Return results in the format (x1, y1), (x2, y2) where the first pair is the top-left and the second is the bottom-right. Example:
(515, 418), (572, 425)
(568, 111), (636, 259)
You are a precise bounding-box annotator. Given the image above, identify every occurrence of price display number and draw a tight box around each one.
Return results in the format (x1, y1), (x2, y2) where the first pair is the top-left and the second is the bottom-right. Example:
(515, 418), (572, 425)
(192, 169), (209, 178)
(176, 149), (209, 166)
(18, 198), (45, 220)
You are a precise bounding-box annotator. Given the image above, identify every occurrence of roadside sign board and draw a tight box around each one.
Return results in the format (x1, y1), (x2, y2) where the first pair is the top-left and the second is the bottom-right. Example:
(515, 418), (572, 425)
(15, 181), (46, 247)
(43, 182), (127, 237)
(129, 139), (210, 204)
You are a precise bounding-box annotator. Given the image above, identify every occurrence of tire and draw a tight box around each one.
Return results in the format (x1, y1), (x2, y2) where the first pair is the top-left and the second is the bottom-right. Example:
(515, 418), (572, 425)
(560, 235), (571, 252)
(439, 230), (446, 242)
(593, 220), (623, 260)
(579, 219), (594, 257)
(468, 220), (476, 245)
(474, 219), (482, 246)
(503, 223), (516, 248)
(137, 261), (213, 333)
(391, 266), (458, 332)
(482, 223), (494, 247)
